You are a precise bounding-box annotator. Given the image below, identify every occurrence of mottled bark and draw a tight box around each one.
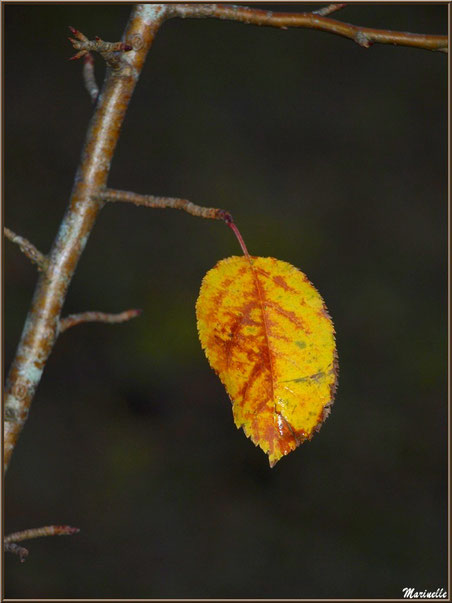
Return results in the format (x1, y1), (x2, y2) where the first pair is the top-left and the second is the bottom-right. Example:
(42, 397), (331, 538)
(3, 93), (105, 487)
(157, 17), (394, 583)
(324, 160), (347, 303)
(4, 4), (168, 470)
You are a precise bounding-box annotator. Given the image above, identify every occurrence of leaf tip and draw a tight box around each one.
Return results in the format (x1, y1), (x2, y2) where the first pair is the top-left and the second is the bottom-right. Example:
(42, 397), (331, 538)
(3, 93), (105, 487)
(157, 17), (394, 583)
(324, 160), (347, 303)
(268, 456), (278, 468)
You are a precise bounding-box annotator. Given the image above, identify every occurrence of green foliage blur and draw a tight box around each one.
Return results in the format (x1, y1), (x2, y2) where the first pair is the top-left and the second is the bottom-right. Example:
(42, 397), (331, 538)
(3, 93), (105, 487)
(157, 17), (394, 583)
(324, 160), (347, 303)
(4, 4), (447, 598)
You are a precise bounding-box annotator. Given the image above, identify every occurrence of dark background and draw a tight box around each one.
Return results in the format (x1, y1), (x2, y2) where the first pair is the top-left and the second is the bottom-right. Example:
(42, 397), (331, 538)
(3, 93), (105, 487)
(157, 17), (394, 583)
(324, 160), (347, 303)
(4, 3), (448, 599)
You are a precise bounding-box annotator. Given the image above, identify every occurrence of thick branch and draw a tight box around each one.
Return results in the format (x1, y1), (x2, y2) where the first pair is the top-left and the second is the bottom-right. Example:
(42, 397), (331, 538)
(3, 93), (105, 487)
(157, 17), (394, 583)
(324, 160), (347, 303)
(4, 4), (169, 472)
(59, 309), (142, 333)
(168, 4), (448, 52)
(4, 227), (48, 271)
(100, 188), (232, 221)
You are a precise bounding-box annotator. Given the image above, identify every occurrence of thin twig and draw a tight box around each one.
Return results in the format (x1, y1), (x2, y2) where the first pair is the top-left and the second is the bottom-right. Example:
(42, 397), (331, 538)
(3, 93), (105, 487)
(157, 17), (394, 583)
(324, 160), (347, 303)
(167, 4), (448, 52)
(4, 4), (169, 471)
(100, 188), (251, 255)
(313, 4), (346, 17)
(82, 53), (99, 103)
(99, 188), (232, 222)
(5, 542), (29, 563)
(4, 2), (446, 472)
(4, 525), (79, 562)
(4, 227), (48, 271)
(68, 26), (133, 69)
(4, 525), (79, 544)
(59, 309), (142, 333)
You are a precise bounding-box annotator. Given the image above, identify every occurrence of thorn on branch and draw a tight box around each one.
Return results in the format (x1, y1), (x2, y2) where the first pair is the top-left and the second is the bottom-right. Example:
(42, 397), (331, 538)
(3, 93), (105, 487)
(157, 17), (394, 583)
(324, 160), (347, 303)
(68, 26), (133, 69)
(59, 309), (142, 334)
(4, 227), (48, 271)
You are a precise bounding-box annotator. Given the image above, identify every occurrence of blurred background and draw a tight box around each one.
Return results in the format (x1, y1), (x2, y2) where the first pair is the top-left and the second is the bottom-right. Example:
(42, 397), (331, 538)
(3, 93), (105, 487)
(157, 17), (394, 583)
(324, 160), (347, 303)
(4, 3), (448, 599)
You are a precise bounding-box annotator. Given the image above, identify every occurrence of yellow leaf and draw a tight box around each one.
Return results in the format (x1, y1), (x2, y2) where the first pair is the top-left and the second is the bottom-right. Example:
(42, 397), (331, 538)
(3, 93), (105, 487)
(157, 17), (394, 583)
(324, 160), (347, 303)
(196, 256), (338, 467)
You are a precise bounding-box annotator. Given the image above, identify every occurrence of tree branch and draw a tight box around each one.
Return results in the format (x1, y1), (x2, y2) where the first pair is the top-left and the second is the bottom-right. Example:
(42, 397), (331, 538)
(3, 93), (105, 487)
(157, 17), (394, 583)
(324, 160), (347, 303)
(167, 4), (448, 52)
(4, 3), (446, 473)
(4, 525), (79, 562)
(59, 309), (142, 333)
(68, 26), (133, 68)
(4, 525), (79, 544)
(4, 227), (48, 271)
(82, 53), (99, 103)
(4, 542), (29, 563)
(4, 4), (169, 472)
(100, 188), (252, 253)
(312, 4), (346, 18)
(99, 188), (232, 222)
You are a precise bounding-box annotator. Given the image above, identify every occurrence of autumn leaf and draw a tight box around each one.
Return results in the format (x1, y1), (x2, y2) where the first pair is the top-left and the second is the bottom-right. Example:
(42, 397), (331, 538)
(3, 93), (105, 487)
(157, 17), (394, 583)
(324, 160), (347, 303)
(196, 256), (338, 467)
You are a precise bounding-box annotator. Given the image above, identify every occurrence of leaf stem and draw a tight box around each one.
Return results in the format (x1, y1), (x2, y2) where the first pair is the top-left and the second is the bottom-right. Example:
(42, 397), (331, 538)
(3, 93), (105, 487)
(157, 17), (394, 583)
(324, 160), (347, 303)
(225, 218), (250, 258)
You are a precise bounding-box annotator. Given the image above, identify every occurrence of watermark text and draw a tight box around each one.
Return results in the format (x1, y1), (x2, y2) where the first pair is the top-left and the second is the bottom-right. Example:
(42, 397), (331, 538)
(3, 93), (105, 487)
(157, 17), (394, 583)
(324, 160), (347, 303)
(402, 587), (447, 599)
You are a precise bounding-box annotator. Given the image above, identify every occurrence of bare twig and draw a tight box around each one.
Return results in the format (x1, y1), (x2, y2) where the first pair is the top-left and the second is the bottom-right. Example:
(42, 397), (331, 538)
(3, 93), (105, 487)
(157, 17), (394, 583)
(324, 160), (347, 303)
(5, 542), (29, 563)
(4, 3), (446, 473)
(100, 188), (253, 254)
(4, 227), (48, 271)
(82, 53), (99, 103)
(68, 28), (99, 102)
(4, 525), (79, 544)
(167, 4), (448, 52)
(59, 309), (142, 333)
(68, 26), (133, 69)
(4, 525), (79, 562)
(313, 4), (346, 17)
(99, 188), (232, 222)
(4, 4), (169, 471)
